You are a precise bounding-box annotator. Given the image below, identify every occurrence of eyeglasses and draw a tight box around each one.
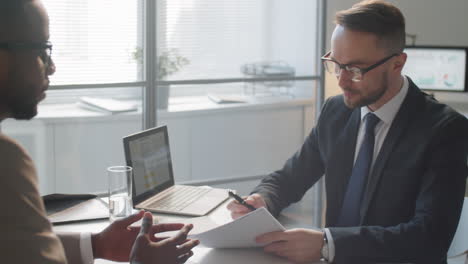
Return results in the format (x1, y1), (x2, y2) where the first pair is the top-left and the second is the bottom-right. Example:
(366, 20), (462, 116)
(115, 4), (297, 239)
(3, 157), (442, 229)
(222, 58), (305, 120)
(0, 41), (53, 67)
(321, 51), (398, 82)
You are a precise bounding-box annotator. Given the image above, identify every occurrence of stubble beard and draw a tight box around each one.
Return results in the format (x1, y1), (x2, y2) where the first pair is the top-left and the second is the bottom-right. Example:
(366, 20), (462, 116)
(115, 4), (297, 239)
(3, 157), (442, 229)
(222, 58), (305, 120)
(343, 73), (388, 109)
(1, 70), (40, 120)
(9, 98), (38, 120)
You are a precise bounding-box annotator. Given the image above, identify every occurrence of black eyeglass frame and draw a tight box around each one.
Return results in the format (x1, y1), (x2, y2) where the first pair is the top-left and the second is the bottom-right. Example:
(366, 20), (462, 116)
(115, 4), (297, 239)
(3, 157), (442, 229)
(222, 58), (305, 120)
(321, 51), (399, 82)
(0, 41), (53, 66)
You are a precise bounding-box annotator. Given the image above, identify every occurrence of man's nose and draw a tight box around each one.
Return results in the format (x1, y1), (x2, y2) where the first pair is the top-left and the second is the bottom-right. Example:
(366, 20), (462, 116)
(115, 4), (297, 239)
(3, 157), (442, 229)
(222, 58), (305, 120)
(337, 68), (353, 88)
(47, 58), (56, 76)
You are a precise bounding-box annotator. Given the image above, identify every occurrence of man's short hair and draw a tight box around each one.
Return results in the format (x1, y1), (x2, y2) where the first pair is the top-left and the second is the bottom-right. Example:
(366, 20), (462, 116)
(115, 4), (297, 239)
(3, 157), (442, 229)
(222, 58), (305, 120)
(0, 0), (30, 38)
(335, 0), (406, 54)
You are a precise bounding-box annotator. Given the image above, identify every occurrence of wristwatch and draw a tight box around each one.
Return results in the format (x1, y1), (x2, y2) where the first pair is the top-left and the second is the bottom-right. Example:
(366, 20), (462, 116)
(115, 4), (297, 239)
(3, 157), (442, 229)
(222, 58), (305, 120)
(321, 231), (329, 261)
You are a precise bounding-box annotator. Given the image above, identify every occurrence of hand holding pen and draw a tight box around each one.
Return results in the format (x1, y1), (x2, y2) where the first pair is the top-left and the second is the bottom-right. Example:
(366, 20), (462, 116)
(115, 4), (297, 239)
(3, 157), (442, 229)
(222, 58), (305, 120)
(228, 190), (257, 211)
(226, 191), (267, 219)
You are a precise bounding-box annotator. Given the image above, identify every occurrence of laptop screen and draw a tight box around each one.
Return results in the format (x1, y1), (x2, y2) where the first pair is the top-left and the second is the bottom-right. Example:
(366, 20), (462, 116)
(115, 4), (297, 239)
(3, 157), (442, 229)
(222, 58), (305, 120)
(123, 126), (175, 205)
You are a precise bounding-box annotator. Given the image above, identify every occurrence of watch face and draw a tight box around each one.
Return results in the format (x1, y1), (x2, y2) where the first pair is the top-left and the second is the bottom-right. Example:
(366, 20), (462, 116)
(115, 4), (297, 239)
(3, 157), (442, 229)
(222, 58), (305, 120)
(321, 239), (329, 260)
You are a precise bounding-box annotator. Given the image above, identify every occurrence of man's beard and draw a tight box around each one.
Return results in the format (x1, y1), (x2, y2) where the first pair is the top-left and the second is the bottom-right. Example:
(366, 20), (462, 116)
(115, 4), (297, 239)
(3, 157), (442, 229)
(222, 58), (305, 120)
(343, 72), (388, 109)
(1, 83), (39, 120)
(7, 95), (38, 120)
(1, 67), (41, 120)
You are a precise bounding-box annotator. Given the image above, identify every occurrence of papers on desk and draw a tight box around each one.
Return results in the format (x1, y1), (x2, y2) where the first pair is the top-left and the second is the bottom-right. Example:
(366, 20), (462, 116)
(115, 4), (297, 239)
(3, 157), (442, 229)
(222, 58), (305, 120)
(193, 207), (285, 248)
(78, 96), (138, 114)
(43, 194), (109, 224)
(207, 94), (248, 104)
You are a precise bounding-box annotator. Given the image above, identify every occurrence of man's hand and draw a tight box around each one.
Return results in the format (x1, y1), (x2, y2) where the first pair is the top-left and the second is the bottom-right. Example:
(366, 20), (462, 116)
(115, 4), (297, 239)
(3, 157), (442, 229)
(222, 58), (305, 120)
(256, 228), (324, 263)
(91, 210), (199, 263)
(92, 210), (154, 261)
(226, 193), (267, 219)
(129, 212), (199, 264)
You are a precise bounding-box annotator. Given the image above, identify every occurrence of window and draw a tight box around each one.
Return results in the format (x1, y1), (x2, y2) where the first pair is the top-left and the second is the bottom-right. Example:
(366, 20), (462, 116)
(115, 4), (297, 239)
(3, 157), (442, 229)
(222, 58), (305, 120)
(3, 1), (325, 228)
(3, 0), (146, 195)
(45, 0), (143, 85)
(156, 0), (320, 98)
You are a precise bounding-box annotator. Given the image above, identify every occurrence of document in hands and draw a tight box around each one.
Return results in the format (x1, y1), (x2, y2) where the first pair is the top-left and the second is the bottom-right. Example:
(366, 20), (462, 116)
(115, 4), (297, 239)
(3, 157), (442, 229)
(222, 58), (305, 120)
(193, 207), (285, 248)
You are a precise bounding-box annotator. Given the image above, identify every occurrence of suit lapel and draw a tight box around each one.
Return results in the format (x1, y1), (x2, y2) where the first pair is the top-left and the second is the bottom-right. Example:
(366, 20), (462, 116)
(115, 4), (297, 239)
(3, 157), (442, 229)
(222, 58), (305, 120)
(360, 81), (422, 223)
(326, 108), (361, 225)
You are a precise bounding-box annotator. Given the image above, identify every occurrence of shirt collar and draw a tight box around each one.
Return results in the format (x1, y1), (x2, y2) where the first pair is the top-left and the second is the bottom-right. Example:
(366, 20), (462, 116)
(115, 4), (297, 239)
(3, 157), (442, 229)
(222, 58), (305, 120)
(360, 75), (409, 124)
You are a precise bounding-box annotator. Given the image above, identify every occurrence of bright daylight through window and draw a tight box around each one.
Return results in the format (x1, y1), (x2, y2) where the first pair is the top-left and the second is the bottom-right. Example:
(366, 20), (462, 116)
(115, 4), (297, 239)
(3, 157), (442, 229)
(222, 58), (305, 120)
(44, 0), (141, 85)
(2, 1), (324, 201)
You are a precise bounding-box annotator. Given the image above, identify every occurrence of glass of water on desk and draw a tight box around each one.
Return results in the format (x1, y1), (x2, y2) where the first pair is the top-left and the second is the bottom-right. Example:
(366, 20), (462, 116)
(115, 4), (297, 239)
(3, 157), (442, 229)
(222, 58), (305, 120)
(108, 166), (133, 222)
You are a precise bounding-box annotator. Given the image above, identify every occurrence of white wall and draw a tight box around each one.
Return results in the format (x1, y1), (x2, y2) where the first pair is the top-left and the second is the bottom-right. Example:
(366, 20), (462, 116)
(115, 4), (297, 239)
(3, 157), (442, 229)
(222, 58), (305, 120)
(268, 0), (318, 76)
(326, 0), (468, 48)
(325, 0), (468, 111)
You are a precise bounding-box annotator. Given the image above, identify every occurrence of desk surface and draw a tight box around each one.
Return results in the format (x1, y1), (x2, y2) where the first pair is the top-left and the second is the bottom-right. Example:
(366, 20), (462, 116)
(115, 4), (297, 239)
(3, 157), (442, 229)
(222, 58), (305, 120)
(53, 200), (324, 264)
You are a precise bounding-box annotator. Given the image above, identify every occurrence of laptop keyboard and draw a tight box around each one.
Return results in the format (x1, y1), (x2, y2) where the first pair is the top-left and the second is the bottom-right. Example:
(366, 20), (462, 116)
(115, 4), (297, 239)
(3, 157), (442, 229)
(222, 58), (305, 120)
(148, 186), (211, 211)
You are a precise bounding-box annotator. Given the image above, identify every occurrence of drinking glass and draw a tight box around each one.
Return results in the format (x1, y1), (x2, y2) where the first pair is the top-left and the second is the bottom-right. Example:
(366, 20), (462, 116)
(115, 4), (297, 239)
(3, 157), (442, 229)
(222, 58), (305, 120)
(108, 166), (133, 222)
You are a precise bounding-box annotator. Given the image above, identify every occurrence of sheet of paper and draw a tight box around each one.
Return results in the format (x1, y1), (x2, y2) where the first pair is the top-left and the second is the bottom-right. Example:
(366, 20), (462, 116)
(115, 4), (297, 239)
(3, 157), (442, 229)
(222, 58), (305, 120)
(193, 207), (285, 248)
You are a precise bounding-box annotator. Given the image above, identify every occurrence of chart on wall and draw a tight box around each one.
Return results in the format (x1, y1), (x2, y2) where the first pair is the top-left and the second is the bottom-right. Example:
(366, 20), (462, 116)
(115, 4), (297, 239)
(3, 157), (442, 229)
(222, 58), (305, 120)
(403, 48), (466, 92)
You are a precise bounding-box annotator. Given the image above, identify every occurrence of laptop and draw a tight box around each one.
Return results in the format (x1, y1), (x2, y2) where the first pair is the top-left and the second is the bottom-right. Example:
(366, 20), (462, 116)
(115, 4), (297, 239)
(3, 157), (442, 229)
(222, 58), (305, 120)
(123, 125), (229, 216)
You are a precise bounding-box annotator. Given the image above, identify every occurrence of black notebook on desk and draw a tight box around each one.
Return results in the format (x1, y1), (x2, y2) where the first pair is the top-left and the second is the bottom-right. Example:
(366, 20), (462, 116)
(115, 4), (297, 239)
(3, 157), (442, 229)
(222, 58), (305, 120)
(43, 193), (109, 224)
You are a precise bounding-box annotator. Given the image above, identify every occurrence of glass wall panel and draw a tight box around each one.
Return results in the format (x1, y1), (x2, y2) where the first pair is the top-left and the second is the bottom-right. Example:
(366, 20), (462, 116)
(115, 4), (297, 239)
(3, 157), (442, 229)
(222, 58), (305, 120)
(157, 80), (318, 197)
(156, 0), (318, 82)
(44, 0), (143, 85)
(1, 0), (146, 195)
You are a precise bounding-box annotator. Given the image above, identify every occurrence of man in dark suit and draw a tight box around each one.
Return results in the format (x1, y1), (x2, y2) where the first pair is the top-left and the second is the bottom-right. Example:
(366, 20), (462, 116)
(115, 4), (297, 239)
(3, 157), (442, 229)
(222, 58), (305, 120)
(228, 1), (468, 263)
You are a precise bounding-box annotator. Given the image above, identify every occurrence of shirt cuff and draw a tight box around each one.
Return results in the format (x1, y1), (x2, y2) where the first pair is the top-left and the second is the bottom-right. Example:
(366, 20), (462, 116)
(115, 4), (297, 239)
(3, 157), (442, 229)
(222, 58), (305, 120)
(324, 228), (336, 262)
(80, 232), (94, 264)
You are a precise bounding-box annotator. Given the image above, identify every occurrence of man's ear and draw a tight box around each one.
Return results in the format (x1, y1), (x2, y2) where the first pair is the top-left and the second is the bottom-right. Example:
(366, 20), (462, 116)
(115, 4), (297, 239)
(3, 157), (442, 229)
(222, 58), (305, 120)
(393, 52), (407, 72)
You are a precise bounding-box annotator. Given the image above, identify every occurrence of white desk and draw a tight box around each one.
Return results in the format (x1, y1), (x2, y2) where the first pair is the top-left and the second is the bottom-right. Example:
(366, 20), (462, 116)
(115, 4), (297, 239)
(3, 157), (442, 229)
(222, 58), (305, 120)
(53, 200), (325, 264)
(53, 197), (467, 263)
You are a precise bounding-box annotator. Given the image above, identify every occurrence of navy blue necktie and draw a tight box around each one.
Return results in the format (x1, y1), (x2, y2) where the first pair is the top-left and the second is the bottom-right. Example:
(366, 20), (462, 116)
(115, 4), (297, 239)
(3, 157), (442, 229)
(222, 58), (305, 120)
(337, 113), (380, 227)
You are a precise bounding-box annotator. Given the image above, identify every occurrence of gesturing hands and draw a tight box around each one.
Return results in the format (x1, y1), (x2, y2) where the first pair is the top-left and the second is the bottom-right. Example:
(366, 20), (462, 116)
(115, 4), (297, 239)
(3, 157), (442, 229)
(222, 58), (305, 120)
(226, 193), (267, 219)
(91, 210), (199, 264)
(130, 212), (199, 264)
(256, 228), (324, 263)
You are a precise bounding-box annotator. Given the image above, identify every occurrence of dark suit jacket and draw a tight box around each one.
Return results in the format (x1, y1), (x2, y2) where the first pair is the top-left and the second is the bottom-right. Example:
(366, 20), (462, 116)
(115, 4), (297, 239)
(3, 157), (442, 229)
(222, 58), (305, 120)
(253, 79), (468, 263)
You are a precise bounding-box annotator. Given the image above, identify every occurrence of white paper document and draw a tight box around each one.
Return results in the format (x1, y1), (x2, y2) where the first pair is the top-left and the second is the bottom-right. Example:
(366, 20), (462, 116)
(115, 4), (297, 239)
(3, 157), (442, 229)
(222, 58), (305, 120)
(193, 207), (285, 248)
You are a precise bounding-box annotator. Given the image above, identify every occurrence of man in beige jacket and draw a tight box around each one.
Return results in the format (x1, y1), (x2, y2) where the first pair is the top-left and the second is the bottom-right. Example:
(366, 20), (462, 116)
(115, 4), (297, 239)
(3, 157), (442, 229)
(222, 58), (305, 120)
(0, 0), (199, 263)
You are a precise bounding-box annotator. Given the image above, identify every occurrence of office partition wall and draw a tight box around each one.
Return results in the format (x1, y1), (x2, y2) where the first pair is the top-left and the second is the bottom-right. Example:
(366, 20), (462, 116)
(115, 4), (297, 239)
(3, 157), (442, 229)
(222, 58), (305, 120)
(2, 0), (326, 227)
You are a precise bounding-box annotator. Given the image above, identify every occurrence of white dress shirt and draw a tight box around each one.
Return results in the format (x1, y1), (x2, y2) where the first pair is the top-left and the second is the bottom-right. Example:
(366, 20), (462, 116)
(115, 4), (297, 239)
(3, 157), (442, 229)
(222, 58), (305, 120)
(81, 232), (94, 264)
(324, 76), (409, 262)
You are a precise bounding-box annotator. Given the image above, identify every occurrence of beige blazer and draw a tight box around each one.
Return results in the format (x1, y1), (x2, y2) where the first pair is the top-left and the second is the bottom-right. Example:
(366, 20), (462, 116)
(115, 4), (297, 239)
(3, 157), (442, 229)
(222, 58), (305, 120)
(0, 133), (84, 264)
